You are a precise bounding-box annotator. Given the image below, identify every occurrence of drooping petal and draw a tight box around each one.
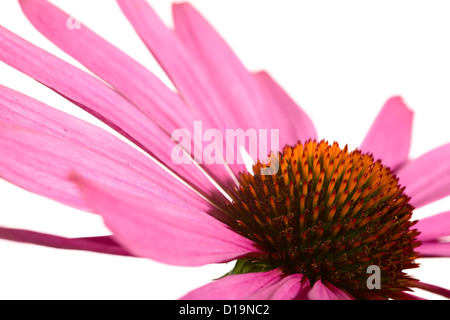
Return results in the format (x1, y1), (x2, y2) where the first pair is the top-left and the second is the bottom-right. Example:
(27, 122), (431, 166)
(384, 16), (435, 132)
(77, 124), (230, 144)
(118, 0), (259, 130)
(307, 280), (353, 300)
(246, 273), (308, 300)
(15, 0), (239, 191)
(74, 175), (261, 266)
(0, 25), (225, 201)
(253, 71), (317, 145)
(410, 281), (450, 299)
(415, 211), (450, 242)
(396, 143), (450, 208)
(172, 2), (266, 129)
(416, 242), (450, 257)
(360, 96), (413, 170)
(0, 227), (132, 256)
(116, 0), (249, 176)
(0, 124), (213, 213)
(0, 86), (212, 213)
(118, 1), (309, 174)
(18, 0), (192, 132)
(116, 0), (231, 130)
(323, 282), (354, 300)
(180, 269), (284, 300)
(172, 2), (316, 169)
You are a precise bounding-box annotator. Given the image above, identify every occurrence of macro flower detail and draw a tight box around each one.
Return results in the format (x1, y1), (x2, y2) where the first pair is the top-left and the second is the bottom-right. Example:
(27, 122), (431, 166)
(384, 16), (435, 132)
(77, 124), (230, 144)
(1, 0), (450, 300)
(226, 140), (421, 300)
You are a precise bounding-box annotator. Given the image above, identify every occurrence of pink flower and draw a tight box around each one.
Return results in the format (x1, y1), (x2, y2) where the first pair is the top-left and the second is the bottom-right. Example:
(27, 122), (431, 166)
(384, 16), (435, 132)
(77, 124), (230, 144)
(1, 0), (450, 299)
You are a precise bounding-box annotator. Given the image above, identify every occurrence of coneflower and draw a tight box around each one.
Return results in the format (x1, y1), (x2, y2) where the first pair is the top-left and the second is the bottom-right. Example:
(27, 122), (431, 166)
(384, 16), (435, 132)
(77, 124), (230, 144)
(0, 0), (449, 300)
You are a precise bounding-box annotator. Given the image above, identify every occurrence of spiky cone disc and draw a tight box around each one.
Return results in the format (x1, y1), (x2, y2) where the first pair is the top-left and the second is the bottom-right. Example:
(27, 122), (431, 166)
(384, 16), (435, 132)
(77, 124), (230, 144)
(225, 140), (421, 300)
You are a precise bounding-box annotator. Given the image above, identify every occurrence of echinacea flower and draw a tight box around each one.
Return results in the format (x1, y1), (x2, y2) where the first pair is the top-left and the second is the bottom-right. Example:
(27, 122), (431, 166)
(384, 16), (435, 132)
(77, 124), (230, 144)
(1, 0), (450, 300)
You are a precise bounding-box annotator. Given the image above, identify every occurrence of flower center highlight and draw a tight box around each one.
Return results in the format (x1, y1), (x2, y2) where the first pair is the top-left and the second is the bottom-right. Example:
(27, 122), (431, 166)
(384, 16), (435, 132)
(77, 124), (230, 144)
(225, 140), (421, 299)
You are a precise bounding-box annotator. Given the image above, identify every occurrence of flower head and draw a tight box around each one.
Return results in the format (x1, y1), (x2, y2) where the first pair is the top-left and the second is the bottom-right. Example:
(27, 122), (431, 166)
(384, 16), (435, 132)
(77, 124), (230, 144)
(0, 0), (450, 300)
(227, 140), (420, 299)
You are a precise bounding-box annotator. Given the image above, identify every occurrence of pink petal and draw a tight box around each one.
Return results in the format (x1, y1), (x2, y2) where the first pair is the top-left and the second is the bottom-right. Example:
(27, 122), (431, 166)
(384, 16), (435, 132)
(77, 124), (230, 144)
(323, 282), (354, 300)
(74, 174), (261, 266)
(117, 0), (248, 176)
(118, 0), (260, 130)
(0, 227), (131, 256)
(0, 86), (209, 212)
(416, 211), (450, 242)
(416, 242), (450, 257)
(18, 0), (240, 191)
(360, 96), (413, 170)
(173, 3), (317, 169)
(307, 280), (353, 300)
(412, 281), (450, 299)
(172, 2), (317, 148)
(180, 269), (284, 300)
(253, 71), (317, 145)
(116, 0), (232, 130)
(246, 273), (308, 300)
(0, 124), (211, 213)
(172, 3), (302, 165)
(396, 143), (450, 208)
(0, 25), (223, 201)
(19, 0), (192, 132)
(172, 2), (268, 130)
(118, 1), (310, 173)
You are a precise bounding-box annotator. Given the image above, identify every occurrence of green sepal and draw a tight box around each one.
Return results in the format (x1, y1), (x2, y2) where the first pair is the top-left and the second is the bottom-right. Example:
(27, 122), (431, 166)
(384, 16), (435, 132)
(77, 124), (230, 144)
(218, 258), (276, 279)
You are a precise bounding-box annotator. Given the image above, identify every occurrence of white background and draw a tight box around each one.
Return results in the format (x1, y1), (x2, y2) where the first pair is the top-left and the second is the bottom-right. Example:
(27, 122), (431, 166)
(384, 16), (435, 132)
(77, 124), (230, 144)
(1, 0), (450, 299)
